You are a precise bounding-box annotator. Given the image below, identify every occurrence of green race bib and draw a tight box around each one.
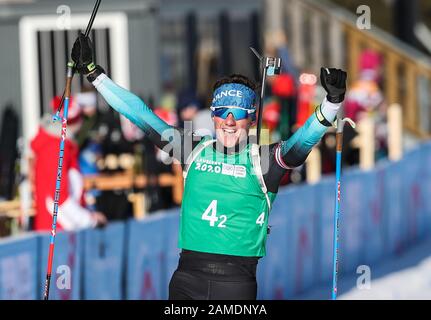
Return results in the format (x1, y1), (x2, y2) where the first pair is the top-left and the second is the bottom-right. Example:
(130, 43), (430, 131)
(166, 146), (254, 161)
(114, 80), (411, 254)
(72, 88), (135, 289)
(179, 138), (277, 257)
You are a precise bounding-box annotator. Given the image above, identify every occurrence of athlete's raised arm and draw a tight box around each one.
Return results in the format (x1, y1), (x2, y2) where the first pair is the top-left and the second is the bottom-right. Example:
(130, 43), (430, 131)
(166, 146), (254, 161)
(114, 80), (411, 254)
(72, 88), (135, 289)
(71, 33), (193, 163)
(273, 68), (346, 169)
(262, 68), (346, 193)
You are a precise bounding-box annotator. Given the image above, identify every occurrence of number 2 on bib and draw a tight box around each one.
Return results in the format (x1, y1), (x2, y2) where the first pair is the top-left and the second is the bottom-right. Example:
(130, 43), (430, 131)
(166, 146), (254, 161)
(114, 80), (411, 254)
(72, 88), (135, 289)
(202, 200), (227, 228)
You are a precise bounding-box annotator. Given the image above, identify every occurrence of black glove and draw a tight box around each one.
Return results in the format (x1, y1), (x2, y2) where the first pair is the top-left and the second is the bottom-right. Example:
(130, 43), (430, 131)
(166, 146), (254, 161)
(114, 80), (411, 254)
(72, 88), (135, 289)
(71, 32), (96, 75)
(320, 67), (347, 103)
(71, 32), (105, 82)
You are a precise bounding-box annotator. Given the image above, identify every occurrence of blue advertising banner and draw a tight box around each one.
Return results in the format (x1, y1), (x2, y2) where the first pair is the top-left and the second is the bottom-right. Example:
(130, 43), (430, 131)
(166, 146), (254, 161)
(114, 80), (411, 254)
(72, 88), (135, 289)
(162, 210), (181, 299)
(402, 147), (429, 241)
(315, 176), (336, 284)
(284, 184), (317, 296)
(82, 222), (126, 300)
(0, 235), (38, 300)
(39, 231), (84, 300)
(383, 159), (406, 255)
(126, 214), (166, 300)
(257, 189), (290, 300)
(361, 168), (385, 265)
(339, 168), (364, 274)
(422, 143), (431, 235)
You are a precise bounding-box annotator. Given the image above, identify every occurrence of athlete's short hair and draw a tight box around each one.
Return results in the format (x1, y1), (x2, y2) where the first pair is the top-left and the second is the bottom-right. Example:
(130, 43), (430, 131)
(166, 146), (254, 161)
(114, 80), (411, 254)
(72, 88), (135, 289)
(213, 74), (258, 92)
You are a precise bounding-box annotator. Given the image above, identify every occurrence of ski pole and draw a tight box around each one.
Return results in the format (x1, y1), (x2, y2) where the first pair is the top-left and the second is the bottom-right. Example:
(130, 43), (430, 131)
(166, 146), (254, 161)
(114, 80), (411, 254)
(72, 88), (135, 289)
(43, 0), (102, 300)
(54, 0), (102, 117)
(250, 47), (281, 145)
(331, 116), (355, 300)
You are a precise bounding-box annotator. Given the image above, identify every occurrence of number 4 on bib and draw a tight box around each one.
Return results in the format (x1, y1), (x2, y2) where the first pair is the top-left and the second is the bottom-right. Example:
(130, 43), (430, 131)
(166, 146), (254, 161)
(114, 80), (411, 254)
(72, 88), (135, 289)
(256, 212), (265, 226)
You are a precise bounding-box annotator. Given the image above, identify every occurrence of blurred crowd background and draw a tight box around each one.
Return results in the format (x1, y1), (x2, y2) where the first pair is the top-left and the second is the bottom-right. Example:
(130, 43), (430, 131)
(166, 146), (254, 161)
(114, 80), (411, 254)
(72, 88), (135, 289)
(0, 0), (430, 235)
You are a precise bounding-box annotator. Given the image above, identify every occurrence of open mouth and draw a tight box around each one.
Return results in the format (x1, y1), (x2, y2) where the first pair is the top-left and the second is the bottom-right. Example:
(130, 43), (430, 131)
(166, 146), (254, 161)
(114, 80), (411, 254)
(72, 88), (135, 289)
(222, 128), (237, 135)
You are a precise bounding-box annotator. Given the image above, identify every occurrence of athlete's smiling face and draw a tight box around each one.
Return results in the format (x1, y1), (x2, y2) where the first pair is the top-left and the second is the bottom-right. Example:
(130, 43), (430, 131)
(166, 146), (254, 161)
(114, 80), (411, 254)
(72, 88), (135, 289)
(213, 112), (254, 148)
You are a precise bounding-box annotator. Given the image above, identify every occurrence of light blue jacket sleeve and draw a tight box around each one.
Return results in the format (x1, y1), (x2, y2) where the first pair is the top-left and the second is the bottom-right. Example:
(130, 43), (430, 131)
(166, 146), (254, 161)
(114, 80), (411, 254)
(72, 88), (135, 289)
(279, 99), (339, 167)
(92, 73), (183, 153)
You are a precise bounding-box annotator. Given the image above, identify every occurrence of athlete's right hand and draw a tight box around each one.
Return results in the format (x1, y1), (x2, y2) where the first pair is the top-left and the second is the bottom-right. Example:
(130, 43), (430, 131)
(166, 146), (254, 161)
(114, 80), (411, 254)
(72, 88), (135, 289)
(71, 33), (105, 82)
(71, 32), (96, 75)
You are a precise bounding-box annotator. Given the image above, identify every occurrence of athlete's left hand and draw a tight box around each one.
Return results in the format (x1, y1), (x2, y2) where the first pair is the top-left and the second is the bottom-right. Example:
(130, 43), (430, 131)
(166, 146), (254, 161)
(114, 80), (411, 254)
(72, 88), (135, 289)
(320, 67), (347, 103)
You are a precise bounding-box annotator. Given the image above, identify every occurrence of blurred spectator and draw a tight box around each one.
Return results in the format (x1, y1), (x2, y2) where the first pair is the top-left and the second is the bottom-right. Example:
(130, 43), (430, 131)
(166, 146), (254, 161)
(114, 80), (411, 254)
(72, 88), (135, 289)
(0, 106), (19, 237)
(262, 98), (281, 139)
(264, 31), (299, 141)
(74, 87), (104, 212)
(155, 92), (178, 165)
(345, 49), (385, 121)
(155, 98), (178, 129)
(270, 72), (297, 140)
(344, 49), (388, 163)
(142, 94), (178, 212)
(176, 89), (199, 128)
(75, 87), (98, 140)
(75, 86), (102, 176)
(295, 73), (318, 127)
(193, 107), (214, 137)
(93, 95), (153, 220)
(177, 88), (214, 137)
(30, 96), (106, 231)
(0, 106), (19, 201)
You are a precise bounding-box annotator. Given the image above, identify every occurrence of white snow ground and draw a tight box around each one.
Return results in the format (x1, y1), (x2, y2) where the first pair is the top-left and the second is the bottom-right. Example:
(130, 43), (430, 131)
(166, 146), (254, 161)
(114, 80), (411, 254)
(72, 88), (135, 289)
(296, 237), (431, 300)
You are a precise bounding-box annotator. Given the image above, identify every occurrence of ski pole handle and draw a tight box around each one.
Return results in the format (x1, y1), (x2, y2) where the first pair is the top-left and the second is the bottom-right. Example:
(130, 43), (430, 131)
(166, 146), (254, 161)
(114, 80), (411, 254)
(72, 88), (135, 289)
(54, 0), (102, 116)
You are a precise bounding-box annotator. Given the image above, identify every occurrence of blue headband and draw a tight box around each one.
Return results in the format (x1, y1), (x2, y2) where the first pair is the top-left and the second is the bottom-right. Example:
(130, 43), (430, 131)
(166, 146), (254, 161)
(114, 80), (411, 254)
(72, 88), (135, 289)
(211, 83), (256, 109)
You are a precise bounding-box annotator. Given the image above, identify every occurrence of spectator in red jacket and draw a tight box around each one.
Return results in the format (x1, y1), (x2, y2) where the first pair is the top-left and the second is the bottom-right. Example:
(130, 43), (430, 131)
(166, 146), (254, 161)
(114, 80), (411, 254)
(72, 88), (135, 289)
(30, 96), (106, 231)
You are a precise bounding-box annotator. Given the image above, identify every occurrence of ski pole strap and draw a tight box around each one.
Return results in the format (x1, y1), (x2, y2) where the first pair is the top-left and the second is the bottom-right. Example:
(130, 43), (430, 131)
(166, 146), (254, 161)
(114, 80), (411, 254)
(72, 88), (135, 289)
(87, 65), (106, 83)
(335, 117), (356, 133)
(86, 62), (97, 74)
